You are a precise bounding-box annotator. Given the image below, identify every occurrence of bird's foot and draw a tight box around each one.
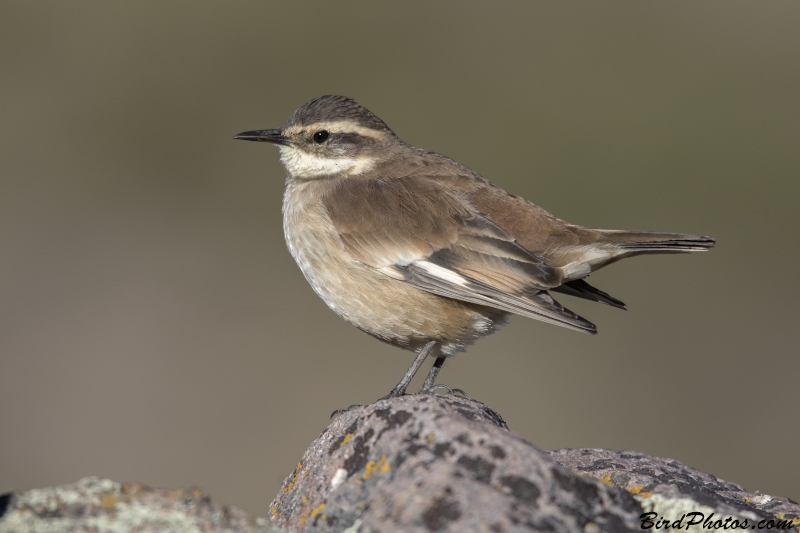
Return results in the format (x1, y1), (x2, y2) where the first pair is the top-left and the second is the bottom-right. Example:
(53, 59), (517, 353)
(332, 385), (468, 419)
(373, 388), (405, 404)
(419, 384), (469, 399)
(382, 388), (407, 400)
(330, 404), (363, 419)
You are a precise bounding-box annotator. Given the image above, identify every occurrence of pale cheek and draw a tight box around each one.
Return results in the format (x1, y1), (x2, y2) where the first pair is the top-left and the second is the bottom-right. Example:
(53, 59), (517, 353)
(279, 147), (375, 179)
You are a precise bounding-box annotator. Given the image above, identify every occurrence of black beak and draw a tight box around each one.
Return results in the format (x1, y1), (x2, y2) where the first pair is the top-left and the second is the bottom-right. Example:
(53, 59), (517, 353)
(232, 129), (291, 146)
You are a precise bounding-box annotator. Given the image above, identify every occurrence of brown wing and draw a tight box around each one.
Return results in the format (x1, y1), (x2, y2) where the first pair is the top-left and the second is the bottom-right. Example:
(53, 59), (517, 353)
(361, 150), (598, 269)
(464, 178), (714, 274)
(322, 175), (596, 333)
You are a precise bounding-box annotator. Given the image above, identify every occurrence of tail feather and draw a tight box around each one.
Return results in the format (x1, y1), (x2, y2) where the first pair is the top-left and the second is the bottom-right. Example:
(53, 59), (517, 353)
(598, 230), (715, 253)
(558, 230), (715, 277)
(548, 229), (713, 313)
(552, 279), (627, 310)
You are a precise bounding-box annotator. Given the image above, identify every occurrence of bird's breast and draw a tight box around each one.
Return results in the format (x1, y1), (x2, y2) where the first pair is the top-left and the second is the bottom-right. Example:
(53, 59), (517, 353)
(282, 180), (360, 318)
(281, 179), (506, 355)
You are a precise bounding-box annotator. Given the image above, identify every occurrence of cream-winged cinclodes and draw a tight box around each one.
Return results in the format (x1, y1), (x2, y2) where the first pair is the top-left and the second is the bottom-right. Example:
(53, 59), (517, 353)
(234, 95), (714, 399)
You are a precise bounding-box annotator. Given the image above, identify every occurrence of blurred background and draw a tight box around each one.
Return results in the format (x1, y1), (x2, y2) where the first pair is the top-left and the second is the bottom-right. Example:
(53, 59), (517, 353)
(1, 1), (798, 515)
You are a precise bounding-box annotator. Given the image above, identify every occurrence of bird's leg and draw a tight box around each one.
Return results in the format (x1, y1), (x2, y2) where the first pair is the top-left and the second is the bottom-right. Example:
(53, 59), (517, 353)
(420, 356), (446, 392)
(419, 356), (469, 398)
(385, 340), (437, 398)
(333, 341), (438, 418)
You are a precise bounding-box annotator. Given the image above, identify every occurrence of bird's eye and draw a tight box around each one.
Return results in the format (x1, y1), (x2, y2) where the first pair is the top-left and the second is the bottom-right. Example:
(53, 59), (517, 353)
(313, 130), (330, 143)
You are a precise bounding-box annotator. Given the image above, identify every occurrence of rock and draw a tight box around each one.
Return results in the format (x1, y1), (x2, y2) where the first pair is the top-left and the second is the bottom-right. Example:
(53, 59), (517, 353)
(3, 396), (797, 533)
(550, 449), (800, 531)
(0, 477), (284, 533)
(269, 394), (800, 533)
(269, 395), (640, 532)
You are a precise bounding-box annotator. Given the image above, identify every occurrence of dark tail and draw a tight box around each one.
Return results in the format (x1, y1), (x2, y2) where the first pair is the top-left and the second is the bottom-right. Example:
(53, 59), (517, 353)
(552, 279), (627, 310)
(597, 230), (715, 254)
(554, 230), (713, 310)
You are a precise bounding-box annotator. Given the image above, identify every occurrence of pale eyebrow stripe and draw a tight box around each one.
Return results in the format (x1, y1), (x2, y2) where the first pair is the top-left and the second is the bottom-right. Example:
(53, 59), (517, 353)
(286, 121), (388, 140)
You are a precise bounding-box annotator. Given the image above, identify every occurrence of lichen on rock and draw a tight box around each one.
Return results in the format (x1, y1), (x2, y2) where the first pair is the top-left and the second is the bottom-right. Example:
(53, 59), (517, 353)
(269, 395), (643, 532)
(0, 476), (283, 533)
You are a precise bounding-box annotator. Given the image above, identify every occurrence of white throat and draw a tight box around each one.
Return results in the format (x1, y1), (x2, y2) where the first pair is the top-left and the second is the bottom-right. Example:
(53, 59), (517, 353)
(279, 146), (376, 179)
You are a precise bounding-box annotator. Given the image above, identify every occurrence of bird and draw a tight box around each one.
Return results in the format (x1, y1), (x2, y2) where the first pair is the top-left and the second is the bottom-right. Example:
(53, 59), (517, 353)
(234, 95), (714, 398)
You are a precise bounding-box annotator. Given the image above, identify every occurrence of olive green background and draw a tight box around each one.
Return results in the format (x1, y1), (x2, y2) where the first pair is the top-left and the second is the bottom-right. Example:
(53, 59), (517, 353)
(1, 1), (798, 515)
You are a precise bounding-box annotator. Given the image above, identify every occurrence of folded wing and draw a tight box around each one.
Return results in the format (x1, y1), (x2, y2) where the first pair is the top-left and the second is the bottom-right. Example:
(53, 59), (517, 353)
(323, 176), (597, 333)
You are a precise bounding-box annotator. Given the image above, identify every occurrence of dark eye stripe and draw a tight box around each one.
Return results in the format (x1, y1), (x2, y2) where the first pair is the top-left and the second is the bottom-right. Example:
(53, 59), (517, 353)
(335, 132), (379, 146)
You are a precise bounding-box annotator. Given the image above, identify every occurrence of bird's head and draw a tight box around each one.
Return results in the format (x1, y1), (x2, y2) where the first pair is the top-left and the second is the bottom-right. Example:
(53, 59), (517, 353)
(234, 95), (400, 180)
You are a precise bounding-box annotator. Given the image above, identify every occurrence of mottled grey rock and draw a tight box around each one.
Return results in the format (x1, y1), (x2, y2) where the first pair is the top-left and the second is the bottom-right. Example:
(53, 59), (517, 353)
(550, 449), (800, 531)
(270, 395), (800, 533)
(4, 398), (797, 533)
(0, 477), (283, 533)
(269, 395), (642, 533)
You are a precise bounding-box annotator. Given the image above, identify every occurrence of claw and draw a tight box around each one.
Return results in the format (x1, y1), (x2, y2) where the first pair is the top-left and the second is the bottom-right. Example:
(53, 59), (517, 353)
(420, 384), (470, 399)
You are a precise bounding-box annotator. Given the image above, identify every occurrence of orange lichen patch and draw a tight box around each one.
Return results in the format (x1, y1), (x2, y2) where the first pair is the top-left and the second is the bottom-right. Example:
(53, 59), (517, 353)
(301, 496), (307, 505)
(362, 461), (377, 480)
(380, 461), (391, 474)
(304, 469), (310, 476)
(169, 489), (183, 499)
(296, 462), (303, 471)
(775, 513), (800, 528)
(362, 455), (388, 480)
(192, 489), (204, 498)
(627, 486), (652, 498)
(100, 493), (116, 508)
(310, 503), (326, 519)
(426, 433), (436, 442)
(320, 514), (327, 521)
(283, 468), (303, 493)
(599, 475), (614, 487)
(340, 434), (354, 447)
(271, 506), (278, 516)
(300, 516), (307, 525)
